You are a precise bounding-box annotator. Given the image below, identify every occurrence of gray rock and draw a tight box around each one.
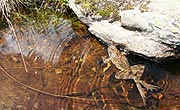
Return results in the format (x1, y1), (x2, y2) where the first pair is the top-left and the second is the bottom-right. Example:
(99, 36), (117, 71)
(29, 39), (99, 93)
(89, 20), (174, 59)
(69, 0), (180, 60)
(120, 9), (153, 32)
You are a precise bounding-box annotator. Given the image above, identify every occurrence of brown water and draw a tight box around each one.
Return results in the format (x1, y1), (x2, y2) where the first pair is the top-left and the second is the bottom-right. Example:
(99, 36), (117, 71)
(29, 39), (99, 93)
(0, 18), (180, 110)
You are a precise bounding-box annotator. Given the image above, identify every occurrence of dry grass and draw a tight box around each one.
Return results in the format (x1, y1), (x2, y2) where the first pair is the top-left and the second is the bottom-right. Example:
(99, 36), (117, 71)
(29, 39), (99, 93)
(0, 0), (28, 72)
(0, 0), (24, 16)
(0, 1), (70, 72)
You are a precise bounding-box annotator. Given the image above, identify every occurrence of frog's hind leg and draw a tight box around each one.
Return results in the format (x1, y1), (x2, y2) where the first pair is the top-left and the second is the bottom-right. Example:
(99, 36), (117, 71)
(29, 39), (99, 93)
(134, 80), (147, 105)
(139, 80), (160, 91)
(114, 70), (131, 79)
(134, 80), (160, 106)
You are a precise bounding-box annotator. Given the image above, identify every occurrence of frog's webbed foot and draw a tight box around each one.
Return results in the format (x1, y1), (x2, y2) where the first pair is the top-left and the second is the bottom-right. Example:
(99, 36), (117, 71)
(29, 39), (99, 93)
(134, 80), (160, 105)
(139, 80), (160, 91)
(135, 81), (146, 105)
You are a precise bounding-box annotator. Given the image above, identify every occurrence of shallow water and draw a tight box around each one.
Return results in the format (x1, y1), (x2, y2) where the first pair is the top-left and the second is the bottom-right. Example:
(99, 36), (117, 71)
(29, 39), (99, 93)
(0, 18), (179, 110)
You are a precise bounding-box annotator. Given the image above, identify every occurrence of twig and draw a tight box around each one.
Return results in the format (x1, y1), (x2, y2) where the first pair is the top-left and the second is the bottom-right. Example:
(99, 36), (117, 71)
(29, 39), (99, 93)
(2, 12), (28, 72)
(0, 63), (94, 101)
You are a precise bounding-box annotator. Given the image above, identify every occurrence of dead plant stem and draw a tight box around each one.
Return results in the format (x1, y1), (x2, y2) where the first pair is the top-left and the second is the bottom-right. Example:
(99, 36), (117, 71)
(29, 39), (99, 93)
(0, 63), (95, 101)
(3, 12), (28, 72)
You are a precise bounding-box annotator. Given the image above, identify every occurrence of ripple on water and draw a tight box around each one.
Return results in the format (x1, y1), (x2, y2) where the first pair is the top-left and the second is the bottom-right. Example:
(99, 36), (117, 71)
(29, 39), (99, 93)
(0, 19), (75, 63)
(0, 18), (180, 109)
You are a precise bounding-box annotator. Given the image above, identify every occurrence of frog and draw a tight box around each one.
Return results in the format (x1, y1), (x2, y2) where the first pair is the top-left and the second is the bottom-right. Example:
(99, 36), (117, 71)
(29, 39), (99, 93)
(102, 45), (160, 105)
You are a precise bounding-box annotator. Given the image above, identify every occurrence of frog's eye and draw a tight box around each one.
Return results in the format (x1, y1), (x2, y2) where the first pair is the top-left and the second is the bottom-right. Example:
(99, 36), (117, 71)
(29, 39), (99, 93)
(112, 46), (116, 49)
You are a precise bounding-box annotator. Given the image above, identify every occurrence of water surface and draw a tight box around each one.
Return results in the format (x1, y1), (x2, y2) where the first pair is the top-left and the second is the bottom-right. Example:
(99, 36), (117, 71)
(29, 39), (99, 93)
(0, 17), (179, 110)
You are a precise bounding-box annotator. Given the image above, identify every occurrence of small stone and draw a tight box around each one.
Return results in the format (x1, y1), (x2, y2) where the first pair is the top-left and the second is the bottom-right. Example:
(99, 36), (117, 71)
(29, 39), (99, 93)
(79, 58), (83, 62)
(152, 93), (163, 100)
(75, 60), (78, 63)
(55, 68), (63, 75)
(92, 67), (96, 72)
(11, 56), (19, 63)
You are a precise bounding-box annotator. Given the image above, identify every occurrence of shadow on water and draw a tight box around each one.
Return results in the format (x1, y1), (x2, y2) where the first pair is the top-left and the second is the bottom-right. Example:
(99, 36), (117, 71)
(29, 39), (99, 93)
(0, 16), (180, 110)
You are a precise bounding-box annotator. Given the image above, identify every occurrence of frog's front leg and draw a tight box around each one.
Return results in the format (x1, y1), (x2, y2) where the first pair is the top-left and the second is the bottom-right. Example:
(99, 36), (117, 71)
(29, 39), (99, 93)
(102, 56), (111, 63)
(102, 56), (112, 72)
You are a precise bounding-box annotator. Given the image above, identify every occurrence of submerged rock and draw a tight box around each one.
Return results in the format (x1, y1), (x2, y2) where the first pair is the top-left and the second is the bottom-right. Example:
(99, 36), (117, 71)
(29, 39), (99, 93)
(69, 0), (180, 60)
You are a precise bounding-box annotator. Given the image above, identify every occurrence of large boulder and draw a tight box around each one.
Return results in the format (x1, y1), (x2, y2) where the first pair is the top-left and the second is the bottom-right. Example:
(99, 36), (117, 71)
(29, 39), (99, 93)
(69, 0), (180, 60)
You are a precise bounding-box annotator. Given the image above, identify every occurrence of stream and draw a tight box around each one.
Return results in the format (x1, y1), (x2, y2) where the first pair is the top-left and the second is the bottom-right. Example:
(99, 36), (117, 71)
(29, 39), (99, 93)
(0, 15), (179, 110)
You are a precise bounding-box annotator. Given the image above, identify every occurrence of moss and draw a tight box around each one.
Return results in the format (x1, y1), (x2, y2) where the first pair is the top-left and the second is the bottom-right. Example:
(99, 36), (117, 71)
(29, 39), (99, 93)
(0, 0), (70, 22)
(74, 0), (150, 21)
(72, 20), (87, 31)
(81, 3), (91, 9)
(13, 8), (67, 30)
(75, 0), (83, 4)
(97, 10), (112, 17)
(11, 1), (82, 32)
(75, 0), (119, 19)
(45, 0), (69, 7)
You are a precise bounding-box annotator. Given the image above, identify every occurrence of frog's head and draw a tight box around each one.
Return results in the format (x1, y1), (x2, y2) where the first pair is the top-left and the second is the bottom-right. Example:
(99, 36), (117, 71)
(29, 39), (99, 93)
(109, 45), (117, 50)
(107, 45), (119, 57)
(108, 45), (118, 52)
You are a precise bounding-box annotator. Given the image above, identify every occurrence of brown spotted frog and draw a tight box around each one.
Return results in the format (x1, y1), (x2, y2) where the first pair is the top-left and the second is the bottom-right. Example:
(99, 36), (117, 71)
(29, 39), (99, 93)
(103, 45), (160, 104)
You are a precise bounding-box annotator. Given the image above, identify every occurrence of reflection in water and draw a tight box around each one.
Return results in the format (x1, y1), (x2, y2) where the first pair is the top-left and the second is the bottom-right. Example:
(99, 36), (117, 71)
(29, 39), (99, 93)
(0, 19), (74, 63)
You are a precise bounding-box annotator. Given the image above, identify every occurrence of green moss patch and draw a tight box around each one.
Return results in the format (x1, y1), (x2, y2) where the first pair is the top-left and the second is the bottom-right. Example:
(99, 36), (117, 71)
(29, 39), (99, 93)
(75, 0), (119, 19)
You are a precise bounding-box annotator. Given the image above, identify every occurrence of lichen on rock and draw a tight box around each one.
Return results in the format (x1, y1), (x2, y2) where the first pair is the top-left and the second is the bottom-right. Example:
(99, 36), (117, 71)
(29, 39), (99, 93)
(74, 0), (150, 22)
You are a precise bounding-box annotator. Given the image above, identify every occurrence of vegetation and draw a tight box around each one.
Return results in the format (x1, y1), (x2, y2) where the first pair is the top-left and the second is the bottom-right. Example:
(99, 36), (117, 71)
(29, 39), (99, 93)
(74, 0), (149, 21)
(0, 0), (70, 25)
(0, 0), (82, 73)
(74, 0), (121, 20)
